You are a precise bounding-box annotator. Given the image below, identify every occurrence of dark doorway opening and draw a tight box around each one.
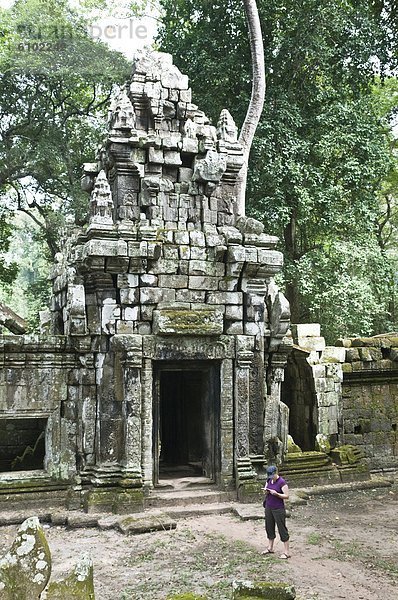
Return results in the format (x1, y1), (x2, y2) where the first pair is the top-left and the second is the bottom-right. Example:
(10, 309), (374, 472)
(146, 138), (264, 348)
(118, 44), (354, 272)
(153, 361), (220, 485)
(0, 418), (46, 472)
(281, 350), (317, 451)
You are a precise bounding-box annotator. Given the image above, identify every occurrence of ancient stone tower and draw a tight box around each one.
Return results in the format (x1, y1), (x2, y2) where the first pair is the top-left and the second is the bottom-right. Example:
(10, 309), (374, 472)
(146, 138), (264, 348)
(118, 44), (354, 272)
(0, 52), (291, 511)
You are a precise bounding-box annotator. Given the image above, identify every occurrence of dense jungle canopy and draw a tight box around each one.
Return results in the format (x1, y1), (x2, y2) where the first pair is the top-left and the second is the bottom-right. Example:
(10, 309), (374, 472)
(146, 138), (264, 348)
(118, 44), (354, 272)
(1, 0), (398, 341)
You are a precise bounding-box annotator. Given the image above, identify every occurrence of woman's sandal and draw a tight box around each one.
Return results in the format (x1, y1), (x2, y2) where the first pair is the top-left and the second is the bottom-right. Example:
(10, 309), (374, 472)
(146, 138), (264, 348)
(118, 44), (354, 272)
(279, 553), (291, 559)
(261, 548), (274, 555)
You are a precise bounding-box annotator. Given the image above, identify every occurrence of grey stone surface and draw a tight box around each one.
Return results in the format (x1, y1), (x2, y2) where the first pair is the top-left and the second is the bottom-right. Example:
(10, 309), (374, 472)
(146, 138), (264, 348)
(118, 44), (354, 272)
(0, 517), (51, 599)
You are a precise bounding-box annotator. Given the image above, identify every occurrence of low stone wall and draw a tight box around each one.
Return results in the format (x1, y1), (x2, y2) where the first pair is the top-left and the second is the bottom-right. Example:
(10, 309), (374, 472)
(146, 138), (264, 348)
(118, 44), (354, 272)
(338, 335), (398, 470)
(284, 327), (398, 474)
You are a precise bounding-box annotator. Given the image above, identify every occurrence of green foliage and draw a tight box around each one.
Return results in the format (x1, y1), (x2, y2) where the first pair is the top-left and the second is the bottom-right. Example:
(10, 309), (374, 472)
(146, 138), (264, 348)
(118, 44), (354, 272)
(0, 0), (131, 258)
(0, 215), (51, 329)
(293, 241), (396, 342)
(158, 0), (398, 339)
(0, 209), (18, 286)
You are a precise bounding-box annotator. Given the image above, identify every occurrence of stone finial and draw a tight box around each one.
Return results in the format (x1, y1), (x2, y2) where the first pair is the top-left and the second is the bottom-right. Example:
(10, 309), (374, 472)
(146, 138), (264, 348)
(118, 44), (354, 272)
(184, 118), (197, 139)
(217, 109), (238, 143)
(0, 517), (51, 598)
(89, 170), (114, 225)
(109, 87), (136, 132)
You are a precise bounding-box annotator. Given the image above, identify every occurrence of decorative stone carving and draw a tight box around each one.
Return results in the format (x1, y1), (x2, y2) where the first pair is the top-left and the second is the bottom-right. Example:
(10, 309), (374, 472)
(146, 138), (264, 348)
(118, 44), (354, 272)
(89, 170), (114, 226)
(108, 87), (136, 133)
(217, 109), (238, 143)
(193, 150), (227, 183)
(64, 284), (87, 336)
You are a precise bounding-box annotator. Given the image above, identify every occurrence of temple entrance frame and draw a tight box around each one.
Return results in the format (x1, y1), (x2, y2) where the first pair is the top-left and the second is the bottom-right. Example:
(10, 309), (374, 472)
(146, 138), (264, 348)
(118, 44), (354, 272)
(152, 361), (220, 485)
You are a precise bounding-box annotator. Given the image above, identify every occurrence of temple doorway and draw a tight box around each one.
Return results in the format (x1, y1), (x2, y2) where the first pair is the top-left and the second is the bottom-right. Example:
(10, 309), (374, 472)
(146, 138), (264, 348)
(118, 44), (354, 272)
(281, 349), (317, 451)
(153, 361), (220, 485)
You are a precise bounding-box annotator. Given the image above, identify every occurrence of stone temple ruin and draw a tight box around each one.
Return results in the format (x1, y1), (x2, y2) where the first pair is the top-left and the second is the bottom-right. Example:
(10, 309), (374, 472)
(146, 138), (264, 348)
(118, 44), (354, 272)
(0, 52), (292, 511)
(0, 52), (396, 512)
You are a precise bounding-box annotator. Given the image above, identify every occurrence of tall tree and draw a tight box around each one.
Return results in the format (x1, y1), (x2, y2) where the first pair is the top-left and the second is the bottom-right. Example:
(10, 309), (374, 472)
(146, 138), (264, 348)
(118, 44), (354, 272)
(0, 0), (131, 258)
(236, 0), (265, 215)
(158, 0), (396, 339)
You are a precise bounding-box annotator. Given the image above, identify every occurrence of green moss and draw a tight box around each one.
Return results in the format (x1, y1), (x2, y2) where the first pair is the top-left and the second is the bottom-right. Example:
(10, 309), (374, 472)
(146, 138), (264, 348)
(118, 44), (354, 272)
(157, 308), (222, 335)
(233, 581), (296, 599)
(85, 487), (144, 514)
(45, 555), (95, 599)
(45, 579), (95, 599)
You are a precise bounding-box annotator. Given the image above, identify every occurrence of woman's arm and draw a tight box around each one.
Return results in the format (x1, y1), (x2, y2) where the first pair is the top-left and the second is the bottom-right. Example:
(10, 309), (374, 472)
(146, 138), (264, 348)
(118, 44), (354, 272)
(269, 484), (289, 500)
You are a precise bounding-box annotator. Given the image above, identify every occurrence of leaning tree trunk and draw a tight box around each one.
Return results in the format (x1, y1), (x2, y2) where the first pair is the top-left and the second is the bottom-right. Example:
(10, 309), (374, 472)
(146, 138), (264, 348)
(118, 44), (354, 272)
(0, 302), (27, 334)
(236, 0), (266, 216)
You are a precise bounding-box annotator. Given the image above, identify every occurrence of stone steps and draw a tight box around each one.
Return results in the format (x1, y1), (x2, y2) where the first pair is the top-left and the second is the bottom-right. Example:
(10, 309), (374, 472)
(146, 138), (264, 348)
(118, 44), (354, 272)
(145, 487), (234, 508)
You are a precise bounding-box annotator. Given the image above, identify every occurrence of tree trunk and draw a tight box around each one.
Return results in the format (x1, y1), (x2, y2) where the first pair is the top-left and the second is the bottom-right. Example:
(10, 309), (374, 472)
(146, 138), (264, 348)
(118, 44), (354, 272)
(0, 302), (27, 334)
(236, 0), (266, 216)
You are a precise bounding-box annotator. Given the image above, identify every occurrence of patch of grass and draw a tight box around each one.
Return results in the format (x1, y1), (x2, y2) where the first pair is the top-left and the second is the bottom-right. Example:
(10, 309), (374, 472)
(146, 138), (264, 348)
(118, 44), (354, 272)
(330, 539), (362, 558)
(306, 532), (323, 546)
(363, 556), (398, 579)
(327, 538), (398, 581)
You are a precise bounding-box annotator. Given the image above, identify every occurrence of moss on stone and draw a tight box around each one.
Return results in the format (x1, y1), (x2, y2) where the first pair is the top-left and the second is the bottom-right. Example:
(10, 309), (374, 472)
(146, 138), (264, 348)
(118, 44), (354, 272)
(0, 517), (52, 599)
(45, 554), (95, 599)
(85, 487), (144, 514)
(232, 581), (296, 599)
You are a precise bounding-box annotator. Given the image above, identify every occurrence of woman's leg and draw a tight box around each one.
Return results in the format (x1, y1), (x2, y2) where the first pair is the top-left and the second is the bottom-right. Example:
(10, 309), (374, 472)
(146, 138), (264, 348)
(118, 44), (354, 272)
(274, 508), (290, 557)
(264, 507), (276, 551)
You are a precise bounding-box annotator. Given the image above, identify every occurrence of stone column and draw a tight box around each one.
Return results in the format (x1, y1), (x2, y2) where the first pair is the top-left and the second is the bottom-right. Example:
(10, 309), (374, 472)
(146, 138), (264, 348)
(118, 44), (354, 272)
(85, 335), (144, 513)
(121, 349), (142, 487)
(235, 350), (257, 500)
(235, 352), (252, 459)
(141, 358), (153, 490)
(220, 358), (234, 488)
(264, 359), (289, 464)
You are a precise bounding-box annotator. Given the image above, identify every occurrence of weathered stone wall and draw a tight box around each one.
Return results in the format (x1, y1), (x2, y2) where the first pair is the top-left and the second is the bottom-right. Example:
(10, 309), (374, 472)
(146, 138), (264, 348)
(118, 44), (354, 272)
(284, 327), (398, 474)
(285, 324), (345, 447)
(338, 335), (398, 470)
(0, 336), (93, 483)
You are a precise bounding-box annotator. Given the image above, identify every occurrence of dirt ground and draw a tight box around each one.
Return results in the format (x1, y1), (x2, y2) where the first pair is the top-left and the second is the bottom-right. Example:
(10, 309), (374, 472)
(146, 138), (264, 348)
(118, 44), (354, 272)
(1, 483), (398, 599)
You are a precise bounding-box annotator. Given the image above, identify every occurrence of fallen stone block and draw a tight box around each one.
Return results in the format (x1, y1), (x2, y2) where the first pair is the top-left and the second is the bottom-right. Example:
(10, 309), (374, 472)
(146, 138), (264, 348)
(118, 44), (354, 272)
(67, 514), (99, 529)
(116, 513), (177, 534)
(44, 553), (95, 599)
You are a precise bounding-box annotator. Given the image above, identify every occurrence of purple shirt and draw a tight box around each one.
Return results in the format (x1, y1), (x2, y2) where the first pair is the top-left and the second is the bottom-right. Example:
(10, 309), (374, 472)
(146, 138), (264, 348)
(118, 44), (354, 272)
(264, 476), (287, 510)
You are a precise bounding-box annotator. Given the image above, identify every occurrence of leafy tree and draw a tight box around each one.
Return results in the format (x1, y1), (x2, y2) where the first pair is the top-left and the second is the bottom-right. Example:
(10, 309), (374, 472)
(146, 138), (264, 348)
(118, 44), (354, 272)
(0, 0), (131, 258)
(0, 209), (18, 286)
(158, 0), (397, 340)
